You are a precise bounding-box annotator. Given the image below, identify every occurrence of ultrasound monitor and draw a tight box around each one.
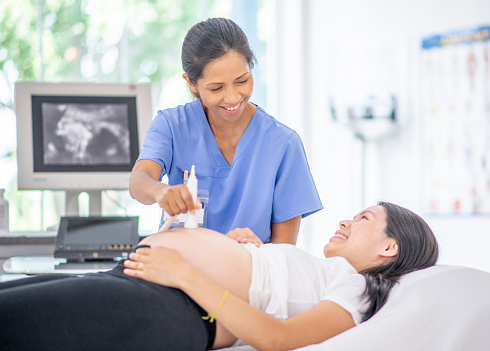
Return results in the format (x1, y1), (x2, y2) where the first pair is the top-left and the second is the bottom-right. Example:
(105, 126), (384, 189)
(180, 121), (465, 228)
(54, 216), (140, 262)
(15, 82), (152, 216)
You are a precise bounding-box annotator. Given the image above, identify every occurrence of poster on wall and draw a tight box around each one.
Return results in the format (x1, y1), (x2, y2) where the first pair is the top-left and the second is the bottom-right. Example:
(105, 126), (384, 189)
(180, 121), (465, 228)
(421, 26), (490, 215)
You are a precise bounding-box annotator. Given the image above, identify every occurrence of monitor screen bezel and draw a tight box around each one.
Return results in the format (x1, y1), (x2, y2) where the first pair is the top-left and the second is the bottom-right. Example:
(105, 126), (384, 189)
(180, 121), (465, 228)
(15, 81), (152, 191)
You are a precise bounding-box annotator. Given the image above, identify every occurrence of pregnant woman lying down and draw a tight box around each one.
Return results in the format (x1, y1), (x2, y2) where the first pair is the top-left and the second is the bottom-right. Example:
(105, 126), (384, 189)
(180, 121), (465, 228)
(0, 202), (438, 351)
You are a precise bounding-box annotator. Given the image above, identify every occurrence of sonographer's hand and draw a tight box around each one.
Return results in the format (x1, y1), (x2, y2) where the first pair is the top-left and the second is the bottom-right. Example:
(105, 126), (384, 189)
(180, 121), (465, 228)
(155, 184), (198, 216)
(226, 228), (263, 247)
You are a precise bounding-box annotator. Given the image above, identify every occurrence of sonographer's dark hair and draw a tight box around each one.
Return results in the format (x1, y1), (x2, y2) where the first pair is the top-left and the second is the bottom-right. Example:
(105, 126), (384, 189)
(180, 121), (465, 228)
(360, 201), (439, 321)
(181, 17), (256, 95)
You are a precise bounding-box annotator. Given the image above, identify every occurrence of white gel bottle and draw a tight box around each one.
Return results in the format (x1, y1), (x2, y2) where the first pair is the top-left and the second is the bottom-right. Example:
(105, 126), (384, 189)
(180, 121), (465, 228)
(184, 165), (198, 229)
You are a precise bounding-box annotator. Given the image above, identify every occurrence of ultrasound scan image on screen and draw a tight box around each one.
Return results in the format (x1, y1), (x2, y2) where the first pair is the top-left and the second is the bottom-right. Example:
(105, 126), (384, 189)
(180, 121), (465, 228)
(41, 102), (131, 166)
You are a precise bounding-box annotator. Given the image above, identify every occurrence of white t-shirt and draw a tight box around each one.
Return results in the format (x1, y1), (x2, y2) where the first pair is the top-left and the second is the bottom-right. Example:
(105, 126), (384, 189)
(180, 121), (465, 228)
(243, 243), (368, 325)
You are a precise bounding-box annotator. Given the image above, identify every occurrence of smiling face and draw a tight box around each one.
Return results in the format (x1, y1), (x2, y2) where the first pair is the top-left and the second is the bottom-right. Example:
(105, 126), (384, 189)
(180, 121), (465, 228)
(184, 51), (254, 127)
(324, 205), (398, 272)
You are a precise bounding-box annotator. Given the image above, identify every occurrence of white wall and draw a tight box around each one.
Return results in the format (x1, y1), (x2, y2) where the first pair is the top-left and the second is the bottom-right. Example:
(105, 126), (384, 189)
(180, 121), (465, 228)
(270, 0), (490, 271)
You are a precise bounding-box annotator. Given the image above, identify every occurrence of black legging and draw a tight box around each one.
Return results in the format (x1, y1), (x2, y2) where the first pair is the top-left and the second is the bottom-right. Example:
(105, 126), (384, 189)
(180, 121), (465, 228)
(0, 255), (216, 351)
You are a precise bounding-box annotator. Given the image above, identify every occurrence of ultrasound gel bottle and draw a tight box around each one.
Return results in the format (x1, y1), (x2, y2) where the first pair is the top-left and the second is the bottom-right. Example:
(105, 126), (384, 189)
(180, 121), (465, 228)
(0, 189), (9, 233)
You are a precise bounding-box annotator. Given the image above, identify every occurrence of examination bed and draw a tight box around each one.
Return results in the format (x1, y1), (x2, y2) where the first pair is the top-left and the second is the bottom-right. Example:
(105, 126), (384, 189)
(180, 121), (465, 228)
(218, 264), (490, 351)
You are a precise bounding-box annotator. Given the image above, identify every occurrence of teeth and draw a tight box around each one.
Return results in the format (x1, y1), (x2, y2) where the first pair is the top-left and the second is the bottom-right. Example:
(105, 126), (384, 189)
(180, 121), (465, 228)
(224, 102), (240, 111)
(335, 233), (348, 240)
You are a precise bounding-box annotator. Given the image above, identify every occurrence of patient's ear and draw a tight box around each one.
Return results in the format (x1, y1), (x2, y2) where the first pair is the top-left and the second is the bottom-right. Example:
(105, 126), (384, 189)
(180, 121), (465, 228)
(380, 238), (398, 258)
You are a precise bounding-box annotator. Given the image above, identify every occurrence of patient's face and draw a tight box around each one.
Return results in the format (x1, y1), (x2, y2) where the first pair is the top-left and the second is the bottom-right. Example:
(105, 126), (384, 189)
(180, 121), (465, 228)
(324, 205), (393, 271)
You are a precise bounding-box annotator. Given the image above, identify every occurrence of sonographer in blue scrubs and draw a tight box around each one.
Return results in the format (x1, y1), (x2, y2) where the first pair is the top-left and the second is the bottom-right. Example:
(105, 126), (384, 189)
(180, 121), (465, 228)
(129, 18), (322, 244)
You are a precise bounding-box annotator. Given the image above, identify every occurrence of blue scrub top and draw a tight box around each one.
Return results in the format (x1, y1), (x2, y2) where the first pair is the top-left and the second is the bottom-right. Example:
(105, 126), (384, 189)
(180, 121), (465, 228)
(137, 100), (322, 242)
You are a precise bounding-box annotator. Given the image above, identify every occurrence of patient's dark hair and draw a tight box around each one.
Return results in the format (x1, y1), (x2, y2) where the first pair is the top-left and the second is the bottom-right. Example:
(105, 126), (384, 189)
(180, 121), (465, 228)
(360, 201), (439, 322)
(181, 17), (256, 97)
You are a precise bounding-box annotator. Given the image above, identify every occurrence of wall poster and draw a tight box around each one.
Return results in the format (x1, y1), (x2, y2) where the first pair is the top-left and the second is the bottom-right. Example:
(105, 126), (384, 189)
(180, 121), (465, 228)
(421, 26), (490, 214)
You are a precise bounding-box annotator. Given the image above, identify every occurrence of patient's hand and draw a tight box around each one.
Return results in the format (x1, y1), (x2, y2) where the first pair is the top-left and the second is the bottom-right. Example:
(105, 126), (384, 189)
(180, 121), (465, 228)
(123, 246), (193, 289)
(226, 228), (263, 247)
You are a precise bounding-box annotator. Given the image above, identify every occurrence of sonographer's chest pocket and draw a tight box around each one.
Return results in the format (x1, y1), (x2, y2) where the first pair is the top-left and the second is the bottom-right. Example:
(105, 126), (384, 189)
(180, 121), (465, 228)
(169, 164), (230, 187)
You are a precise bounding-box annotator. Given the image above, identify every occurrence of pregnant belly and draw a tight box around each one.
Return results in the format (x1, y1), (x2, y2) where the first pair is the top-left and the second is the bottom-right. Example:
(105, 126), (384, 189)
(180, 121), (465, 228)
(139, 228), (252, 302)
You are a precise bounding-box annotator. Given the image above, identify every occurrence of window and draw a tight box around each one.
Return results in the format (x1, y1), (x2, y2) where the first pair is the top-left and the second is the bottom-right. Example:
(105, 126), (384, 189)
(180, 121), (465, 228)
(1, 0), (268, 234)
